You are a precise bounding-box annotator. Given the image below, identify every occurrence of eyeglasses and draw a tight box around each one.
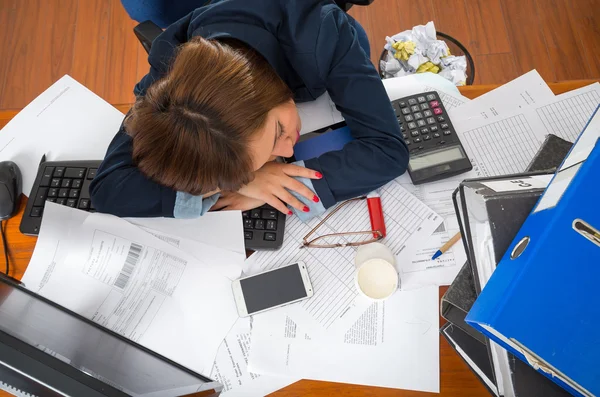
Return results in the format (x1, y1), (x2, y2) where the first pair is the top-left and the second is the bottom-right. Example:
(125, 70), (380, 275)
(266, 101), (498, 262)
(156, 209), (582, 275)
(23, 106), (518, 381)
(301, 196), (384, 249)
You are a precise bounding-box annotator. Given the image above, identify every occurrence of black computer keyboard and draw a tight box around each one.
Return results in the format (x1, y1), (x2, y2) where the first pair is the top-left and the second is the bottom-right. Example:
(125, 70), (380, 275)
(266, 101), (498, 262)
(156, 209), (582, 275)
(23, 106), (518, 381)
(19, 160), (285, 250)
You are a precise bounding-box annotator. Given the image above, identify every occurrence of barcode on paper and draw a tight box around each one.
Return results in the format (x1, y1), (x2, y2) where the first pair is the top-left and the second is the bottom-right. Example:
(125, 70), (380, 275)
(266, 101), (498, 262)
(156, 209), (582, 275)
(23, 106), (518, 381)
(114, 243), (142, 289)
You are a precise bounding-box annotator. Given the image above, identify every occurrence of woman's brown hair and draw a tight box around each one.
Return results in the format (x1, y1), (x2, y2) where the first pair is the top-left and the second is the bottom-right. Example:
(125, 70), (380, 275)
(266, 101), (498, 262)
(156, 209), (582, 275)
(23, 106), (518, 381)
(125, 37), (293, 195)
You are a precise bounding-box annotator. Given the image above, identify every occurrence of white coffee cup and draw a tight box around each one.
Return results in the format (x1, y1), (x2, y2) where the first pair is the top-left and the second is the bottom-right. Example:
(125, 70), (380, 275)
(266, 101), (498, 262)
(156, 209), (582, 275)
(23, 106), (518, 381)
(354, 242), (399, 301)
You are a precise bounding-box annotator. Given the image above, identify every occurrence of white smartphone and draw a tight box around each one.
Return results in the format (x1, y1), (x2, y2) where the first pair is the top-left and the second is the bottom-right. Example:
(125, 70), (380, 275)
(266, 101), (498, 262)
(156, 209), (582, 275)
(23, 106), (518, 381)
(231, 262), (313, 317)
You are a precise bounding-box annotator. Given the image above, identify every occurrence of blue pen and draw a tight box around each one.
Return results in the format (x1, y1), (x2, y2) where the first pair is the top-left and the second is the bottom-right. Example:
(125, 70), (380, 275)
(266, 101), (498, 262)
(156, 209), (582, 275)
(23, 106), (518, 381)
(431, 232), (462, 260)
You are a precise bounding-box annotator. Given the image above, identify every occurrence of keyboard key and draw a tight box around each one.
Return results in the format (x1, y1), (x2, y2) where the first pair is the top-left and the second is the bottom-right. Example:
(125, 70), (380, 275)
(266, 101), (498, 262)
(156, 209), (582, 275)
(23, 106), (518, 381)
(402, 133), (408, 139)
(438, 140), (446, 145)
(444, 130), (452, 136)
(411, 105), (420, 112)
(244, 219), (254, 229)
(266, 220), (277, 230)
(51, 178), (61, 187)
(433, 132), (441, 138)
(261, 209), (278, 219)
(33, 187), (48, 206)
(437, 116), (445, 122)
(413, 137), (422, 143)
(430, 100), (440, 108)
(48, 188), (58, 197)
(69, 189), (80, 198)
(43, 167), (54, 178)
(58, 189), (68, 198)
(72, 179), (82, 189)
(426, 93), (436, 101)
(399, 124), (405, 131)
(244, 231), (253, 240)
(242, 211), (250, 218)
(405, 139), (411, 145)
(433, 108), (443, 115)
(420, 128), (430, 135)
(46, 198), (57, 203)
(410, 130), (420, 137)
(61, 179), (71, 188)
(427, 117), (436, 124)
(401, 107), (411, 115)
(66, 199), (77, 208)
(404, 115), (414, 122)
(40, 175), (51, 187)
(407, 122), (417, 129)
(87, 168), (97, 180)
(30, 207), (43, 217)
(417, 120), (426, 127)
(417, 96), (426, 103)
(423, 110), (433, 117)
(53, 167), (65, 177)
(441, 123), (449, 130)
(430, 125), (439, 132)
(64, 167), (86, 179)
(78, 198), (90, 210)
(423, 135), (431, 141)
(264, 232), (277, 241)
(56, 198), (67, 205)
(408, 98), (417, 105)
(420, 103), (429, 110)
(255, 219), (265, 230)
(414, 112), (423, 119)
(251, 209), (261, 218)
(398, 101), (407, 108)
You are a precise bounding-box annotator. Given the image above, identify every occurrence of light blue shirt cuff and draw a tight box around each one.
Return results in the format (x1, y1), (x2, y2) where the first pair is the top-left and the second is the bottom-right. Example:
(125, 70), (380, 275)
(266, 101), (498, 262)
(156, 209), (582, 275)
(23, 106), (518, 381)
(290, 160), (327, 222)
(174, 191), (221, 219)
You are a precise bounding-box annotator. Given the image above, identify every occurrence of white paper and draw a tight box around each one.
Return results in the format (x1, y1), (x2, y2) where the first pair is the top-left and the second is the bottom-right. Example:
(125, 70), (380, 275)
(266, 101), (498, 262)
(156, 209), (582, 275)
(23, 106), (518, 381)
(22, 203), (238, 376)
(0, 75), (125, 196)
(395, 173), (477, 288)
(534, 83), (600, 143)
(244, 180), (441, 335)
(297, 92), (344, 134)
(209, 318), (298, 396)
(127, 211), (246, 256)
(481, 174), (553, 193)
(248, 286), (440, 393)
(450, 70), (555, 122)
(382, 74), (469, 110)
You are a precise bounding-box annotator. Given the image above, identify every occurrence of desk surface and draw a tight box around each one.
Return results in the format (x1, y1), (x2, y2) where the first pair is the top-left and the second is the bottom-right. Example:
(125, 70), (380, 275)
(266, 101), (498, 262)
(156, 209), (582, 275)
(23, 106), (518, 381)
(0, 80), (597, 397)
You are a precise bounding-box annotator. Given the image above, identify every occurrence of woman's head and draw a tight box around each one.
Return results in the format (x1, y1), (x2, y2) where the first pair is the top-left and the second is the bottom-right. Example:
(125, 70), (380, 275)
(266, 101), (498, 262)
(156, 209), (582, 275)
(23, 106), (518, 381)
(125, 37), (301, 196)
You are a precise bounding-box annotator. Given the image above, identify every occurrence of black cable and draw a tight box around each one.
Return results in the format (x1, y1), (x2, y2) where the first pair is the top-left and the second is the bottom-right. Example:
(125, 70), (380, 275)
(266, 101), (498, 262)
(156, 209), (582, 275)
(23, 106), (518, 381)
(1, 220), (8, 276)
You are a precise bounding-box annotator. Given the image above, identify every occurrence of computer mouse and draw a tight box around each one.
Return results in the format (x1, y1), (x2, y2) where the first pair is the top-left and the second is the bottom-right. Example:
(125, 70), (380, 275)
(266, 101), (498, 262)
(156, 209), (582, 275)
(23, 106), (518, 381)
(0, 161), (22, 220)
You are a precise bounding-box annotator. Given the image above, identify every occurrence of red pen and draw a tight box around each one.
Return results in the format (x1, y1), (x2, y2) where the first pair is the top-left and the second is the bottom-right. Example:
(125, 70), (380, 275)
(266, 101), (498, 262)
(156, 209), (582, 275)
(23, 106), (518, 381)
(367, 192), (386, 238)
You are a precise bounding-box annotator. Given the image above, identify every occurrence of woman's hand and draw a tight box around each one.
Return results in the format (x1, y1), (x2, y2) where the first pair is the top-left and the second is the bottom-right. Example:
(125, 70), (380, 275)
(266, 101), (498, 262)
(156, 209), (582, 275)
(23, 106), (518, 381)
(238, 162), (322, 215)
(211, 191), (265, 212)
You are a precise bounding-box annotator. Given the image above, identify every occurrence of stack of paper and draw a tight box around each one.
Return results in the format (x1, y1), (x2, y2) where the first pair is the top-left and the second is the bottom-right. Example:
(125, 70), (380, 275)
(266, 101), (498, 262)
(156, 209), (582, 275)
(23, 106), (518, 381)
(21, 203), (246, 386)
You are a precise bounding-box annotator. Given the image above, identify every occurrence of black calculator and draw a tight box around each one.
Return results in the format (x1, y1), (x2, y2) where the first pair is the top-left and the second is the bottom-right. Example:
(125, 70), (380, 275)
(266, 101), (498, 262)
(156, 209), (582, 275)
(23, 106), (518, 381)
(392, 91), (472, 184)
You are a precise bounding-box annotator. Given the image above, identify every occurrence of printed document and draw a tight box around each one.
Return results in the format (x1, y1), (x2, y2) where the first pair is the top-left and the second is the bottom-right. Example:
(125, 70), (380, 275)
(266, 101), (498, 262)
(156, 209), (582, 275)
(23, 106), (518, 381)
(22, 203), (239, 375)
(247, 286), (440, 392)
(210, 318), (299, 396)
(245, 180), (441, 333)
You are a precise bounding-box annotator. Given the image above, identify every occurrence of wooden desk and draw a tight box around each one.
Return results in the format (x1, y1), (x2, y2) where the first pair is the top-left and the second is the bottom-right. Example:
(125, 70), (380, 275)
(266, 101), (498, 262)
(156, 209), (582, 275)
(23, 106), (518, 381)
(0, 80), (597, 397)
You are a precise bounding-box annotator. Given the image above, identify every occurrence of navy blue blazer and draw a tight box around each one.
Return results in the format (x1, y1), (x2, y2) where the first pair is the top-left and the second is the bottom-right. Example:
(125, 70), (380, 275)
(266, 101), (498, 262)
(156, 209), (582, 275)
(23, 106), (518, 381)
(90, 0), (408, 219)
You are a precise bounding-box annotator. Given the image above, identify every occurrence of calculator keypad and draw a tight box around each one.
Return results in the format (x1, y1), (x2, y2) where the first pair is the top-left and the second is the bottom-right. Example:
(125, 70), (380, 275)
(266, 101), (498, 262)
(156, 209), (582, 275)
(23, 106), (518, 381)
(395, 91), (459, 154)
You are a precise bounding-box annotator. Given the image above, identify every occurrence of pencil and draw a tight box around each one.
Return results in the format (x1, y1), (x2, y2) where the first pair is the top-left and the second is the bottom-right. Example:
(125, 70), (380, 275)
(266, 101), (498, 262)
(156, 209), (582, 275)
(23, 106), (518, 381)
(431, 232), (462, 260)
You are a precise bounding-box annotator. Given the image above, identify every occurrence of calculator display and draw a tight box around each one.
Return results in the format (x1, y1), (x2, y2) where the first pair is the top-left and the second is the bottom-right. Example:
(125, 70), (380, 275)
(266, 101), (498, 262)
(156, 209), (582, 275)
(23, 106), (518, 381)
(409, 146), (465, 171)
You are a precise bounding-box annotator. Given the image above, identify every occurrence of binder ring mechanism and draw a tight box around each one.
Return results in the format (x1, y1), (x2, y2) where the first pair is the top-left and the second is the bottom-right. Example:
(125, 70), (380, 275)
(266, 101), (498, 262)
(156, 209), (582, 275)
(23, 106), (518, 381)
(510, 236), (530, 260)
(573, 219), (600, 248)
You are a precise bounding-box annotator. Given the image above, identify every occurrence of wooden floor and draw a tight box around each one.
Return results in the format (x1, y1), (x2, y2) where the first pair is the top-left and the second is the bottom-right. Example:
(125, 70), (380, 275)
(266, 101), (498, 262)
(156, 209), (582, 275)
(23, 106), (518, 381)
(0, 0), (598, 109)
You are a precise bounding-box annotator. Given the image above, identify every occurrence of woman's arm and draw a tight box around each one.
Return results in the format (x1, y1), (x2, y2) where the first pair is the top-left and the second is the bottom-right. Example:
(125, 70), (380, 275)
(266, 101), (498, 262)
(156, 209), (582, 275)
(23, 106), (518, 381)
(295, 7), (408, 220)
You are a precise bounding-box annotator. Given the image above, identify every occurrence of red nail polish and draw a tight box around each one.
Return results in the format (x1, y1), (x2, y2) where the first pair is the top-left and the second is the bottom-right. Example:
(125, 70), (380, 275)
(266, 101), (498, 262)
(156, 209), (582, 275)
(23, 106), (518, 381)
(313, 195), (320, 203)
(288, 210), (293, 216)
(315, 172), (323, 179)
(303, 206), (310, 212)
